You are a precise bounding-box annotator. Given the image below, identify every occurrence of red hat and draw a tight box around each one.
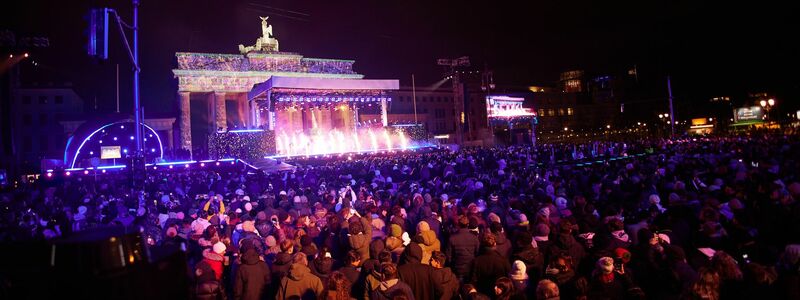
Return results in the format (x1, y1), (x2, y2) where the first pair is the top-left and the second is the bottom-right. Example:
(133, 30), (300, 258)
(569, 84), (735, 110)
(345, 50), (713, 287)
(614, 247), (632, 264)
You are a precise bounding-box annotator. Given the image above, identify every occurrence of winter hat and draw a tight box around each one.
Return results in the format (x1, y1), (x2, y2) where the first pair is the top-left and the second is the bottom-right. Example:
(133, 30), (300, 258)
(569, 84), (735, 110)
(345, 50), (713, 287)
(510, 260), (529, 280)
(242, 195), (251, 202)
(242, 220), (256, 232)
(176, 212), (185, 220)
(235, 208), (243, 214)
(279, 190), (287, 196)
(390, 224), (403, 237)
(614, 248), (632, 264)
(488, 212), (502, 224)
(535, 223), (550, 237)
(213, 242), (226, 255)
(555, 197), (568, 210)
(597, 257), (615, 274)
(490, 193), (500, 202)
(649, 194), (661, 205)
(538, 207), (551, 218)
(475, 200), (487, 212)
(77, 206), (88, 215)
(440, 194), (449, 201)
(518, 214), (529, 226)
(417, 221), (430, 233)
(244, 202), (253, 212)
(235, 189), (245, 196)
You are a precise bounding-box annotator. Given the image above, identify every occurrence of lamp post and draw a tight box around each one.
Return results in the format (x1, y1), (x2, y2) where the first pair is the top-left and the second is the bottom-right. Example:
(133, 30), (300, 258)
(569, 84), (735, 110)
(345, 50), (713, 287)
(760, 98), (776, 122)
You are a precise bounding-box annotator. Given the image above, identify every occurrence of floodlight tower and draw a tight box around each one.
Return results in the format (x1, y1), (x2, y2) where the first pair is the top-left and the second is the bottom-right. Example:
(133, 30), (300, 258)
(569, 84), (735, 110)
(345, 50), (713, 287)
(437, 56), (470, 144)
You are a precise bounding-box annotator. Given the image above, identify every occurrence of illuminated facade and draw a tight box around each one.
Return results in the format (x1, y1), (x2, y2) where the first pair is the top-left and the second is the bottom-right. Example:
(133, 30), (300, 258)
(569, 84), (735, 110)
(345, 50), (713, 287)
(173, 51), (365, 153)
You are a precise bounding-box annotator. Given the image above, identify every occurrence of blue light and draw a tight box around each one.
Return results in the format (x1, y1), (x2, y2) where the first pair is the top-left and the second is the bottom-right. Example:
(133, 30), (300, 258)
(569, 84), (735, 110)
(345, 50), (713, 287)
(89, 151), (94, 155)
(130, 136), (134, 140)
(113, 137), (118, 141)
(123, 149), (128, 153)
(99, 140), (103, 144)
(151, 148), (155, 152)
(120, 125), (124, 129)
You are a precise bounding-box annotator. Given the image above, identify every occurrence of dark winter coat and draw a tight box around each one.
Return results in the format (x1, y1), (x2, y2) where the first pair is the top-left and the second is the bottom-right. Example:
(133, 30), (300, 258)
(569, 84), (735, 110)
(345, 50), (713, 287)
(370, 279), (416, 300)
(276, 263), (324, 300)
(446, 228), (480, 278)
(471, 247), (512, 296)
(233, 249), (270, 300)
(432, 267), (460, 300)
(398, 243), (440, 300)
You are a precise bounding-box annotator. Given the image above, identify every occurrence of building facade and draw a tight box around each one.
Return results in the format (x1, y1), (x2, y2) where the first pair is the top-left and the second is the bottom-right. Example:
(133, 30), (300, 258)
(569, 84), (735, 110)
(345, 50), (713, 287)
(10, 84), (84, 171)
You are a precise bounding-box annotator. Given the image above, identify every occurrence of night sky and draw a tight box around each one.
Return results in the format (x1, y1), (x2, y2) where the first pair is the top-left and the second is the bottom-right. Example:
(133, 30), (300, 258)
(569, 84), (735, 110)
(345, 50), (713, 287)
(3, 0), (797, 115)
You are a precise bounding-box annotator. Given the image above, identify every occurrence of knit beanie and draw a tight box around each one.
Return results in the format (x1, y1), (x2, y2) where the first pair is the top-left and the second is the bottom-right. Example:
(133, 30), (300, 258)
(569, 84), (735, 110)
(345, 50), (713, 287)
(213, 242), (227, 255)
(510, 260), (528, 280)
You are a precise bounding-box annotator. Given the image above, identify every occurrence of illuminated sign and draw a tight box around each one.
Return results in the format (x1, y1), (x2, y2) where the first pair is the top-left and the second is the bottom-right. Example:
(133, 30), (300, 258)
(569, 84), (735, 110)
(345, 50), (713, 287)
(100, 146), (121, 159)
(733, 106), (764, 122)
(486, 96), (535, 118)
(691, 118), (708, 126)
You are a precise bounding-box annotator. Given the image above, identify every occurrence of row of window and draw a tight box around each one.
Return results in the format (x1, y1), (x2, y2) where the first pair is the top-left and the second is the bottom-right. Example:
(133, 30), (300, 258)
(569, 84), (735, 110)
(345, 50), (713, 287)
(21, 95), (64, 105)
(22, 113), (63, 126)
(21, 135), (64, 153)
(537, 108), (574, 117)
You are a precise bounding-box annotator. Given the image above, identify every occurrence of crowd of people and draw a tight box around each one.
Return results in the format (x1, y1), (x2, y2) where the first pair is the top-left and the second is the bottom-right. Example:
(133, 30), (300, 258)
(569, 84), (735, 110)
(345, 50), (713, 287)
(2, 135), (800, 300)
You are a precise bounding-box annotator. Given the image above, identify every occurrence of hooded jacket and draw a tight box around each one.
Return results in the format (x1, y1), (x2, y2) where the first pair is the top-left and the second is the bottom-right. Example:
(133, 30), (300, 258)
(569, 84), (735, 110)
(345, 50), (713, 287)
(348, 232), (371, 264)
(398, 243), (439, 300)
(234, 249), (270, 300)
(202, 249), (225, 282)
(416, 221), (441, 265)
(270, 252), (294, 292)
(370, 279), (416, 300)
(276, 263), (324, 300)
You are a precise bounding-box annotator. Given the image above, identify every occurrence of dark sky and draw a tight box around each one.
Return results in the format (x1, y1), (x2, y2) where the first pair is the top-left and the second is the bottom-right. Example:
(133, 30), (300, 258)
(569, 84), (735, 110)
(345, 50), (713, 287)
(3, 0), (798, 114)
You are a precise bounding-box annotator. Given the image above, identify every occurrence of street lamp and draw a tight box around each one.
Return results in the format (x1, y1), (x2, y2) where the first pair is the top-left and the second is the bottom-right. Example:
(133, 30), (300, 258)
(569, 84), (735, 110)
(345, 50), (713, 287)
(760, 98), (776, 121)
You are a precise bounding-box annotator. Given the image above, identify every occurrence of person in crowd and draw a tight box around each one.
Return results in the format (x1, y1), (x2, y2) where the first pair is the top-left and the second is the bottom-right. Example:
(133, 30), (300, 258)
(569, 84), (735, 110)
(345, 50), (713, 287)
(371, 263), (415, 300)
(195, 260), (227, 300)
(322, 271), (352, 300)
(276, 260), (324, 300)
(233, 248), (270, 300)
(447, 215), (480, 281)
(471, 232), (512, 296)
(430, 251), (460, 300)
(536, 279), (560, 300)
(397, 242), (437, 300)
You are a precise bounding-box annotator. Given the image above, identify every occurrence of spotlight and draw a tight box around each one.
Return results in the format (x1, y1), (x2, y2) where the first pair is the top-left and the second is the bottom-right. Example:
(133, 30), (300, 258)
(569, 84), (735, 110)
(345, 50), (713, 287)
(184, 164), (189, 168)
(84, 170), (89, 175)
(169, 165), (174, 169)
(24, 53), (29, 58)
(8, 54), (12, 58)
(102, 170), (106, 173)
(46, 172), (53, 177)
(153, 166), (157, 170)
(66, 172), (71, 176)
(200, 163), (205, 167)
(216, 162), (220, 166)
